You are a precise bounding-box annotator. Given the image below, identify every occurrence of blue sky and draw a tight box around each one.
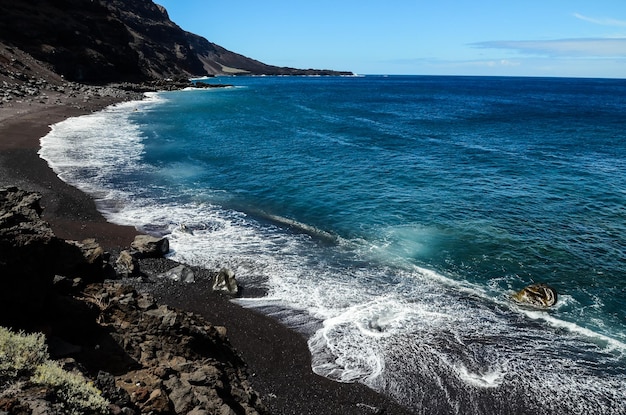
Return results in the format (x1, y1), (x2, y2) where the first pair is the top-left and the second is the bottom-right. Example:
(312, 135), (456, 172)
(156, 0), (626, 78)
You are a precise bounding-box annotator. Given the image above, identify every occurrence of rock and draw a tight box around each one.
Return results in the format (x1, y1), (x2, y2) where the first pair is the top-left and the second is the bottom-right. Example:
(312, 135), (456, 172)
(212, 268), (239, 295)
(158, 264), (195, 283)
(512, 283), (558, 307)
(1, 187), (268, 414)
(0, 188), (70, 326)
(116, 250), (139, 277)
(95, 371), (132, 409)
(0, 0), (352, 87)
(131, 235), (169, 258)
(47, 336), (82, 358)
(65, 238), (107, 280)
(143, 388), (170, 414)
(69, 238), (105, 265)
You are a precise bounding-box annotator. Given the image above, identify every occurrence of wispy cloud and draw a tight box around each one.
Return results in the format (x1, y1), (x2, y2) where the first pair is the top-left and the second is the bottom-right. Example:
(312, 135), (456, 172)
(472, 38), (626, 58)
(574, 13), (626, 27)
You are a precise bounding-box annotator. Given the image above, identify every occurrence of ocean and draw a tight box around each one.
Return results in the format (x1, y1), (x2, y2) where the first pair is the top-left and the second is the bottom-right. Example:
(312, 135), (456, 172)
(40, 75), (626, 414)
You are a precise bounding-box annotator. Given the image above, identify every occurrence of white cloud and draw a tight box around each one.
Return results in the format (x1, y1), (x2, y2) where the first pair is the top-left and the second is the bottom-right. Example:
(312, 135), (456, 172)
(473, 38), (626, 58)
(574, 13), (626, 27)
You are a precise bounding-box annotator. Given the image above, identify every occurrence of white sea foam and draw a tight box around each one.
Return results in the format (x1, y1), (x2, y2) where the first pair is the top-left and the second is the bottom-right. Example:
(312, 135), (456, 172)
(453, 363), (504, 388)
(39, 92), (166, 212)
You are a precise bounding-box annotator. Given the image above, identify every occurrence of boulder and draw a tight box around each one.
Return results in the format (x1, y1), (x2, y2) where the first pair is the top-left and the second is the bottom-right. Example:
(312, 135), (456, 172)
(212, 268), (238, 295)
(512, 283), (558, 307)
(82, 283), (267, 415)
(116, 250), (139, 278)
(69, 238), (105, 265)
(64, 238), (107, 280)
(131, 235), (169, 258)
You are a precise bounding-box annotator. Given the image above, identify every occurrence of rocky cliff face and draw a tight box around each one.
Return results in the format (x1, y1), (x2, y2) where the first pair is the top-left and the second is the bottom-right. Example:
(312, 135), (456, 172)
(0, 187), (268, 415)
(0, 0), (351, 82)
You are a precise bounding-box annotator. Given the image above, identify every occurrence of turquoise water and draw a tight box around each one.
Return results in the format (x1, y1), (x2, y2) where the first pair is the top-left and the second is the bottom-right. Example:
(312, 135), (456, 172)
(41, 76), (626, 414)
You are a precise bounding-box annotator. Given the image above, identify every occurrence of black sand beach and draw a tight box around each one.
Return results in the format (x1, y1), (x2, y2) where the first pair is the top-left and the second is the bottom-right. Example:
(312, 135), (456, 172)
(0, 94), (415, 415)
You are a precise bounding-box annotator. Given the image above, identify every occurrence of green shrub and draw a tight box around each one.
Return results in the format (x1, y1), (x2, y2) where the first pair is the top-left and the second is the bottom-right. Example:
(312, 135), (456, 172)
(1, 327), (110, 414)
(0, 326), (48, 379)
(33, 361), (110, 415)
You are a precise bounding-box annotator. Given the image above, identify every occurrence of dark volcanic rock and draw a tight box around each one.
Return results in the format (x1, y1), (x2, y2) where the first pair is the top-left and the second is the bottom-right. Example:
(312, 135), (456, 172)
(0, 0), (352, 82)
(0, 187), (67, 326)
(131, 234), (170, 258)
(0, 187), (268, 414)
(0, 188), (107, 327)
(78, 283), (268, 415)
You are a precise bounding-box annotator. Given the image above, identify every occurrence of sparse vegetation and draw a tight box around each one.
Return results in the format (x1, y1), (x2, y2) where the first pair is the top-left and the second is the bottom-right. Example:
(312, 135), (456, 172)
(33, 360), (109, 415)
(0, 326), (47, 380)
(0, 326), (109, 414)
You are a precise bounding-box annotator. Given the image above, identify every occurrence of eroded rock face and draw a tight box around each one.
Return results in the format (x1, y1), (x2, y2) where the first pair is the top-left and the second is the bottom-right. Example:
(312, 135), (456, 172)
(0, 188), (110, 326)
(512, 283), (558, 308)
(0, 187), (71, 326)
(81, 283), (268, 415)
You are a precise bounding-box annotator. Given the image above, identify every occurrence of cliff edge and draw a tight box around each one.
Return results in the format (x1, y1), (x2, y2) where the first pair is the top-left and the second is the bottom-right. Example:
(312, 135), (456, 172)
(0, 0), (352, 83)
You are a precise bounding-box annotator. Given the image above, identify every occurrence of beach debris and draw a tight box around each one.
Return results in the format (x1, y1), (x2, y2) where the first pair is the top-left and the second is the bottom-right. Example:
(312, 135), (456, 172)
(213, 267), (239, 295)
(131, 234), (170, 258)
(512, 283), (558, 307)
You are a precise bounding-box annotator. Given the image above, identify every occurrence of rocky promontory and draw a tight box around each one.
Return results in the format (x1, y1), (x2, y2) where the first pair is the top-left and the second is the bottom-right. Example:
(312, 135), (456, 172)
(0, 187), (267, 415)
(0, 0), (352, 83)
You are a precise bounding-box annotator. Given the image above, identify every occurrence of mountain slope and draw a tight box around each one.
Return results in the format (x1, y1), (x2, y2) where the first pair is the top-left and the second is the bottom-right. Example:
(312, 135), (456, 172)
(0, 0), (351, 83)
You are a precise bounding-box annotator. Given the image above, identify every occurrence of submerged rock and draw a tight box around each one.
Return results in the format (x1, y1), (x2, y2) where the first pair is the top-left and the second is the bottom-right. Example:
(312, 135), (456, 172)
(512, 283), (558, 307)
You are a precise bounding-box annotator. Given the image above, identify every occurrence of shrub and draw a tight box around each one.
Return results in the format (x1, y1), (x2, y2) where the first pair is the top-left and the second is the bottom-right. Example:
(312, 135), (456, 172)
(1, 327), (110, 414)
(0, 326), (48, 380)
(33, 361), (110, 415)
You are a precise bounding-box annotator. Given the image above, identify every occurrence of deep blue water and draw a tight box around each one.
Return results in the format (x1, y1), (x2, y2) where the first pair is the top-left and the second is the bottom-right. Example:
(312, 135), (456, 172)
(41, 76), (626, 414)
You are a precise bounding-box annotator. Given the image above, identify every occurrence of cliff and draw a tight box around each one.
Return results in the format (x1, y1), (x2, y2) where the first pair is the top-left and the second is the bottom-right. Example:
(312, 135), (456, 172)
(0, 187), (269, 414)
(0, 0), (351, 83)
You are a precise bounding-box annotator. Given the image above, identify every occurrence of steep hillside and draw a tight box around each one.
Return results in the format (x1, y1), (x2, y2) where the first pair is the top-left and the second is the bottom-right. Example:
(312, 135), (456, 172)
(0, 0), (351, 83)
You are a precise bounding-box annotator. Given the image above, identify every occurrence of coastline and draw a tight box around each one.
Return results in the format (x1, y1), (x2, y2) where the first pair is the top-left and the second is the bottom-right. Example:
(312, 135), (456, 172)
(0, 92), (415, 414)
(0, 94), (140, 249)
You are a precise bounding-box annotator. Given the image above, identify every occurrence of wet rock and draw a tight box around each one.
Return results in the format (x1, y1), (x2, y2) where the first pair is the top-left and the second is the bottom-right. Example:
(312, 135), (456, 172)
(512, 283), (558, 307)
(213, 267), (239, 295)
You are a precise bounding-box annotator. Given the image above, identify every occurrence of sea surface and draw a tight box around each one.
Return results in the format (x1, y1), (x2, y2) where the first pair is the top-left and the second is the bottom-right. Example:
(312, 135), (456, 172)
(40, 76), (626, 414)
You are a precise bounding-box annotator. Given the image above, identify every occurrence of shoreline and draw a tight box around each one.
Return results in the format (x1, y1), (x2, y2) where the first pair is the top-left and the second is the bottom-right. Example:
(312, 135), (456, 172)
(0, 94), (140, 249)
(0, 92), (415, 415)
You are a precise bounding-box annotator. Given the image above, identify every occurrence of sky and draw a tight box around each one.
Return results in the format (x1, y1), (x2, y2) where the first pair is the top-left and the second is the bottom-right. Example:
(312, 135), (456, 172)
(155, 0), (626, 78)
